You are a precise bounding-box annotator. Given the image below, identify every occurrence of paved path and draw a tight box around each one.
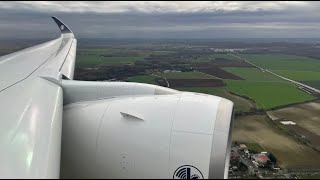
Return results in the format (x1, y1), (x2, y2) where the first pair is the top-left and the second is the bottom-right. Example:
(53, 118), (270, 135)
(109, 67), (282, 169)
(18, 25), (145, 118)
(151, 74), (169, 88)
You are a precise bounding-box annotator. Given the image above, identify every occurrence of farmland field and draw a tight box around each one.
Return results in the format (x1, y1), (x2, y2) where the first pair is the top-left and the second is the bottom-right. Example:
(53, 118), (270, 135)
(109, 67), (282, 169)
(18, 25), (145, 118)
(239, 54), (320, 71)
(78, 48), (174, 57)
(269, 102), (320, 136)
(226, 80), (316, 109)
(223, 67), (284, 82)
(197, 67), (243, 80)
(287, 125), (320, 150)
(167, 79), (224, 87)
(246, 143), (265, 153)
(195, 53), (234, 62)
(194, 59), (253, 68)
(273, 70), (320, 81)
(155, 71), (216, 79)
(127, 75), (158, 85)
(232, 115), (320, 169)
(77, 49), (114, 55)
(151, 50), (176, 55)
(176, 87), (256, 112)
(76, 54), (144, 68)
(301, 80), (320, 89)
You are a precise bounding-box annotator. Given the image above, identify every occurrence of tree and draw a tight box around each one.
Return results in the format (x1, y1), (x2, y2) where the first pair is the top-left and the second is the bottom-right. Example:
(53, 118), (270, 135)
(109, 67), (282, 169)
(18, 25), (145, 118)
(268, 153), (277, 164)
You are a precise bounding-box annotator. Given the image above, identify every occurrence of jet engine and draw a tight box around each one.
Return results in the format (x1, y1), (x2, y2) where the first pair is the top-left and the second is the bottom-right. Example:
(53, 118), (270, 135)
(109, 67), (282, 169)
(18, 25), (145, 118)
(60, 80), (234, 179)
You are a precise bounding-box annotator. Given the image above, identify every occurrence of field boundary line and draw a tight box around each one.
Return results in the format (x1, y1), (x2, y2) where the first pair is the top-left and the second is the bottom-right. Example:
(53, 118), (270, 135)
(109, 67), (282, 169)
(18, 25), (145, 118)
(195, 70), (222, 80)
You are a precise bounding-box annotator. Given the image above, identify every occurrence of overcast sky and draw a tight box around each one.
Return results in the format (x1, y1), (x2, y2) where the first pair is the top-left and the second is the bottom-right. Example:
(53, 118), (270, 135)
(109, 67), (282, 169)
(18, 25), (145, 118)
(1, 1), (320, 39)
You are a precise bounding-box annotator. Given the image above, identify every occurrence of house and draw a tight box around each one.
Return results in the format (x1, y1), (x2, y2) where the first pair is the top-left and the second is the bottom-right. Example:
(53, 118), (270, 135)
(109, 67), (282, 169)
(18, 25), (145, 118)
(253, 154), (271, 168)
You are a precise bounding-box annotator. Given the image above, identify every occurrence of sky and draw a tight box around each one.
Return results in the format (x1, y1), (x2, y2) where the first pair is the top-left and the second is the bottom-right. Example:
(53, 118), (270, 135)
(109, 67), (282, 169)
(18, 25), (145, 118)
(1, 1), (320, 39)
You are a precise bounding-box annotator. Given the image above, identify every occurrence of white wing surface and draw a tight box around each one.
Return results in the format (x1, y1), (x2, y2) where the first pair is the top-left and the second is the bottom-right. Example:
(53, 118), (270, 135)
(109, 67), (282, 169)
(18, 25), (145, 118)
(0, 17), (76, 178)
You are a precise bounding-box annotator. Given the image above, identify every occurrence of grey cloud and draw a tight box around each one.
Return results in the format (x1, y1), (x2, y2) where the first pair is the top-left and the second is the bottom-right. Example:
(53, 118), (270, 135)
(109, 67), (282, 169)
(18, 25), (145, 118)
(0, 1), (311, 14)
(1, 1), (320, 39)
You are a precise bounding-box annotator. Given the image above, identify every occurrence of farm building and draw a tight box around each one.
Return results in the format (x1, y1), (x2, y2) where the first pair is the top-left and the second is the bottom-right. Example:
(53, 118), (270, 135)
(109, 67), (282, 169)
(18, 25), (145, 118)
(240, 144), (248, 150)
(253, 154), (271, 168)
(280, 121), (296, 125)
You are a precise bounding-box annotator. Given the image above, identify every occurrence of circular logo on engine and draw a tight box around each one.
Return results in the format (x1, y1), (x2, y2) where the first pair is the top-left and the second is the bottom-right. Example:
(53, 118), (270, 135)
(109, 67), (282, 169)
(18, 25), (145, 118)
(173, 165), (204, 179)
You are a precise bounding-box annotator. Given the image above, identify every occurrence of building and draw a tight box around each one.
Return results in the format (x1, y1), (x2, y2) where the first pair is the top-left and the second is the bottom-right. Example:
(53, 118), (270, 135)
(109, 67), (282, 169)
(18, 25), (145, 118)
(163, 70), (181, 73)
(240, 144), (248, 150)
(253, 154), (271, 168)
(230, 151), (240, 164)
(244, 149), (249, 154)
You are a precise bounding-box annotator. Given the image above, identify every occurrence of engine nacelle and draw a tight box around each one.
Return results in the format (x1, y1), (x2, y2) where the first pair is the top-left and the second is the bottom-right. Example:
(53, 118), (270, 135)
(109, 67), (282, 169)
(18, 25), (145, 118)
(60, 81), (234, 179)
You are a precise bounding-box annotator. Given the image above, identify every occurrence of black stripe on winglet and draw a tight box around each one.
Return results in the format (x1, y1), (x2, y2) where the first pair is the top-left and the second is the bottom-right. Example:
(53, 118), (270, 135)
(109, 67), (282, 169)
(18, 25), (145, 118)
(51, 16), (73, 34)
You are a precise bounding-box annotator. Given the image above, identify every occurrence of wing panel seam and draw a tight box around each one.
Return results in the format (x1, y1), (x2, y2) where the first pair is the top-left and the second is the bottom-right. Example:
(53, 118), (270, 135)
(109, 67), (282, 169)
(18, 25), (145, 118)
(59, 38), (74, 72)
(0, 40), (65, 93)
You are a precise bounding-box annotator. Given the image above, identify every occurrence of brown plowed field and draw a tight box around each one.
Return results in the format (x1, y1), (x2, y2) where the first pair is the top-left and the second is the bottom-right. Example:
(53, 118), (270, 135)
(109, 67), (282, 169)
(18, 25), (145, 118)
(167, 79), (225, 87)
(197, 67), (243, 80)
(288, 125), (320, 150)
(233, 115), (320, 169)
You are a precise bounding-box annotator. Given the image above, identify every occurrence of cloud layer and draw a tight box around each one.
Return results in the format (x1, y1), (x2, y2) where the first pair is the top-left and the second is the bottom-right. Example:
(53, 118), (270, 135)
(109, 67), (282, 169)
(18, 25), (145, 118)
(1, 1), (320, 39)
(0, 1), (310, 13)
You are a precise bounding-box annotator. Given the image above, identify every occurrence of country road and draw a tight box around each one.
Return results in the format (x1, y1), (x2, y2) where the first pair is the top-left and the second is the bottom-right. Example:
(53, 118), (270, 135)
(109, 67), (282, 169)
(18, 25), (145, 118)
(151, 74), (170, 88)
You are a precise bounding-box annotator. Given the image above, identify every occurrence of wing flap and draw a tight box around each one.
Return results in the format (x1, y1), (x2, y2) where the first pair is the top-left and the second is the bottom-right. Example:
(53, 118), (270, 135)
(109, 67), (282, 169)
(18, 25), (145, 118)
(0, 77), (63, 178)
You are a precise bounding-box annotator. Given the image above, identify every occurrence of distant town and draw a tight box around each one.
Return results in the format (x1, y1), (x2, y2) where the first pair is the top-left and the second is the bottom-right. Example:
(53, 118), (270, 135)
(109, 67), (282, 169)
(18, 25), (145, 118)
(229, 143), (291, 179)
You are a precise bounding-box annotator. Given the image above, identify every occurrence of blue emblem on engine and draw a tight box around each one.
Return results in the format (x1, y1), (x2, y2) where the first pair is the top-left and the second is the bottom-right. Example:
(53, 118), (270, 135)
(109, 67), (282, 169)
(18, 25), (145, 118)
(173, 165), (204, 179)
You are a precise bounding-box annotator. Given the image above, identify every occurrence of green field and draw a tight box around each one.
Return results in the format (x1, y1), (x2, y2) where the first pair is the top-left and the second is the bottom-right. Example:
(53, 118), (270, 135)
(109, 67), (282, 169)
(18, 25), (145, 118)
(222, 67), (317, 109)
(175, 87), (256, 112)
(76, 49), (175, 68)
(273, 70), (320, 81)
(127, 75), (158, 85)
(76, 55), (144, 68)
(239, 54), (320, 71)
(77, 50), (319, 110)
(246, 143), (265, 153)
(301, 80), (320, 89)
(155, 71), (216, 79)
(128, 68), (316, 110)
(224, 67), (284, 82)
(226, 80), (316, 109)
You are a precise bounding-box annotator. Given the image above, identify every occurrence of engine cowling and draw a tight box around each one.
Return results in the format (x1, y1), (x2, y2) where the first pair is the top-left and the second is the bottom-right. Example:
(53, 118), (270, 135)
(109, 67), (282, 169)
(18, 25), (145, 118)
(60, 81), (234, 179)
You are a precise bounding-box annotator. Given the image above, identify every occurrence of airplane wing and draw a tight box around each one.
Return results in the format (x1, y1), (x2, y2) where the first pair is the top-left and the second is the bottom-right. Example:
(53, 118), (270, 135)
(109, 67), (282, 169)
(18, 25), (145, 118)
(0, 17), (76, 178)
(0, 17), (233, 179)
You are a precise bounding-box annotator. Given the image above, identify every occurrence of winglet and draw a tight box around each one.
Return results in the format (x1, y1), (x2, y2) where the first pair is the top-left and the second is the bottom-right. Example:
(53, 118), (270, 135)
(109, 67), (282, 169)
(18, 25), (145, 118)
(51, 16), (73, 34)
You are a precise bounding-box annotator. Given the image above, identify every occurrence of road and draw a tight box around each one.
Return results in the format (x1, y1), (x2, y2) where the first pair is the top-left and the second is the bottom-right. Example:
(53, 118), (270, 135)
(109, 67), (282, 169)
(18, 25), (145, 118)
(229, 53), (320, 94)
(151, 74), (170, 88)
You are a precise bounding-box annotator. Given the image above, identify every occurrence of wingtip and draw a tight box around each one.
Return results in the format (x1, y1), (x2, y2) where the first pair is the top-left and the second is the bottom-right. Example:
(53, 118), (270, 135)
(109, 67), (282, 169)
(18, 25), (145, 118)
(51, 16), (73, 34)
